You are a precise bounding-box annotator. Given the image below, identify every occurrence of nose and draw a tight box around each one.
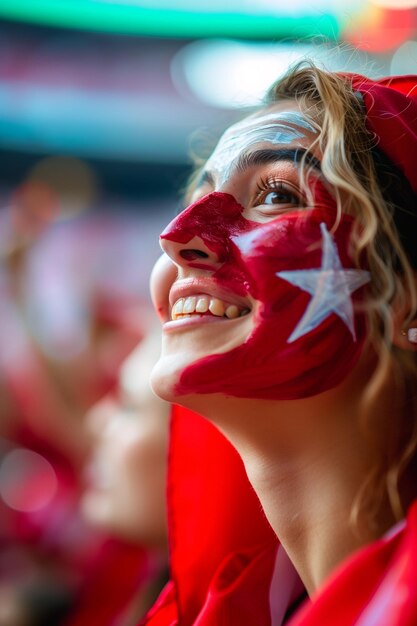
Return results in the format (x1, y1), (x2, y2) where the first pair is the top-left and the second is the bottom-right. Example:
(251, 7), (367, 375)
(160, 233), (219, 268)
(160, 192), (249, 269)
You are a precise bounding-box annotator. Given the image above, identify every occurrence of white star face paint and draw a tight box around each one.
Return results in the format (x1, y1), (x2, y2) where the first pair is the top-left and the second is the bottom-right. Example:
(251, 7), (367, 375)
(276, 223), (371, 343)
(205, 111), (317, 185)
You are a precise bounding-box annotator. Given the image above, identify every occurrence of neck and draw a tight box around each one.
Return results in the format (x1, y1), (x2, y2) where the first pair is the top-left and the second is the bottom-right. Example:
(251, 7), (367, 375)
(241, 416), (378, 594)
(183, 365), (396, 594)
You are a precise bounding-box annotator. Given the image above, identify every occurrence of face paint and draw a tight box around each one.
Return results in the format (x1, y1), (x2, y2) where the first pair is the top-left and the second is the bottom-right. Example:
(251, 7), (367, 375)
(160, 191), (258, 298)
(205, 111), (316, 185)
(160, 187), (370, 400)
(274, 223), (370, 343)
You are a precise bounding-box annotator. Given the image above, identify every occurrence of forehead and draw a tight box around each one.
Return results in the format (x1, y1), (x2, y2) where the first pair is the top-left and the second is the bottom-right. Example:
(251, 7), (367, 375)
(226, 100), (314, 137)
(205, 101), (318, 182)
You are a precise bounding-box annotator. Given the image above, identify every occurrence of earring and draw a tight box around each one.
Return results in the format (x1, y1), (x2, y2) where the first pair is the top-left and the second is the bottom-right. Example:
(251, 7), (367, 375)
(408, 328), (417, 344)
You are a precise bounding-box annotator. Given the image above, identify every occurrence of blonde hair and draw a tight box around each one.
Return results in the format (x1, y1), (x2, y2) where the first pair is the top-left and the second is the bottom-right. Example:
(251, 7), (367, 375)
(186, 61), (417, 527)
(264, 62), (417, 528)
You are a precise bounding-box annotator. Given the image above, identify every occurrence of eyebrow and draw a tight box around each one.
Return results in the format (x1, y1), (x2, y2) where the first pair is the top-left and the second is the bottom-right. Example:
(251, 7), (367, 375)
(198, 148), (321, 188)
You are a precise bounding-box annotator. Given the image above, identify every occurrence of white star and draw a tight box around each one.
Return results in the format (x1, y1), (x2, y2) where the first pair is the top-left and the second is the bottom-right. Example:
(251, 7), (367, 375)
(276, 223), (370, 343)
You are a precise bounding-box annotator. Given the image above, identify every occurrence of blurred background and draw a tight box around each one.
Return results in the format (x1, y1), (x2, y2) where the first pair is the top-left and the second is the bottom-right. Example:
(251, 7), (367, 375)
(0, 0), (416, 624)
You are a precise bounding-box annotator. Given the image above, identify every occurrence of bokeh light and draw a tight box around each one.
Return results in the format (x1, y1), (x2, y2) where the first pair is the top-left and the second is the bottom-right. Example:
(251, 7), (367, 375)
(172, 40), (374, 110)
(10, 180), (59, 242)
(28, 156), (98, 219)
(0, 448), (58, 512)
(344, 3), (415, 52)
(371, 0), (417, 8)
(390, 39), (417, 74)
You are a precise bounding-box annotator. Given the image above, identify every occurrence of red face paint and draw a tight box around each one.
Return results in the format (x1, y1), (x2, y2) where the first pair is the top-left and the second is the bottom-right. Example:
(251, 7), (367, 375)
(160, 189), (369, 400)
(160, 191), (258, 297)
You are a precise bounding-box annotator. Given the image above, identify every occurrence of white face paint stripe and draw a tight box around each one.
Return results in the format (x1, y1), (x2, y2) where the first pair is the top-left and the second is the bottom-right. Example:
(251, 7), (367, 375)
(230, 111), (316, 134)
(206, 126), (305, 182)
(205, 111), (317, 185)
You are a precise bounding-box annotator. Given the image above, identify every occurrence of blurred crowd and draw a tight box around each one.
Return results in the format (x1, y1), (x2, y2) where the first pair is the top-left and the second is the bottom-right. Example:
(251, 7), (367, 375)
(0, 183), (171, 626)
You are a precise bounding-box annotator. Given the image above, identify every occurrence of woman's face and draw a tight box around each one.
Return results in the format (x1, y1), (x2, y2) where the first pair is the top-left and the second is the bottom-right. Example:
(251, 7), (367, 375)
(81, 334), (169, 546)
(151, 101), (370, 402)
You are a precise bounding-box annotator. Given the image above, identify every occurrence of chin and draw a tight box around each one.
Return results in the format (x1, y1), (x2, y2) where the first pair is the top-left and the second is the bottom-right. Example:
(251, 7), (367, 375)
(150, 351), (211, 408)
(149, 354), (224, 425)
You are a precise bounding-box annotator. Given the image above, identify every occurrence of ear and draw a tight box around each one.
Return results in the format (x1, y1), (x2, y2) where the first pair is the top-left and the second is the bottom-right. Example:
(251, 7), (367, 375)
(392, 273), (417, 351)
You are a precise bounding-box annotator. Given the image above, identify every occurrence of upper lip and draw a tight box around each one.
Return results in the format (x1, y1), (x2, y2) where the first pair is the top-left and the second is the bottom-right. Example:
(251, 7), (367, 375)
(169, 278), (252, 310)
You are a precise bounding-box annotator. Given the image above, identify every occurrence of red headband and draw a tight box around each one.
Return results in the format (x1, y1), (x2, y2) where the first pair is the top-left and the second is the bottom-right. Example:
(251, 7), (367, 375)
(346, 73), (417, 195)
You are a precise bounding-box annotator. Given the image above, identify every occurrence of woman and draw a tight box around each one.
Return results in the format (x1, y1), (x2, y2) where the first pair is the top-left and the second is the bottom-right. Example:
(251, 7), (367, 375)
(81, 329), (169, 550)
(66, 329), (170, 626)
(149, 62), (417, 625)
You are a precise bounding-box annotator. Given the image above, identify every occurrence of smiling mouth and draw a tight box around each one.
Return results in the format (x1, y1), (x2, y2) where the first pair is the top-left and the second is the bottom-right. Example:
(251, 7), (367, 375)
(171, 294), (250, 321)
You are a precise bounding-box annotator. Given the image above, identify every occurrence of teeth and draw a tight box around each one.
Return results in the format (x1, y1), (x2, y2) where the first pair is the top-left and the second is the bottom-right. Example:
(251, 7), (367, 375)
(183, 296), (196, 314)
(209, 298), (225, 317)
(225, 305), (239, 319)
(172, 298), (184, 316)
(196, 297), (209, 313)
(171, 294), (250, 320)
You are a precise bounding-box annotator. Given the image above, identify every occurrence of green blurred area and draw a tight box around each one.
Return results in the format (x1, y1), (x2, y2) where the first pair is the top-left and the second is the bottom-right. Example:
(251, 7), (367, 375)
(0, 0), (341, 39)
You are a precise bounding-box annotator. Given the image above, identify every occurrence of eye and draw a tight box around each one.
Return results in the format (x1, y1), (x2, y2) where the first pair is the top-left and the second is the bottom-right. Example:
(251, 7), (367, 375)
(254, 177), (303, 209)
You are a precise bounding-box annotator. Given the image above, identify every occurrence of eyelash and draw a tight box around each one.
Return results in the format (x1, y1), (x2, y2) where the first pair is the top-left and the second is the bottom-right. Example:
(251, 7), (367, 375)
(254, 176), (303, 208)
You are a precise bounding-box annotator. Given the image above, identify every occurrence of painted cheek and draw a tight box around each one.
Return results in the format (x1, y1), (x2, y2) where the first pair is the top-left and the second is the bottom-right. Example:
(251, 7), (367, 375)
(231, 181), (349, 314)
(229, 181), (343, 302)
(233, 187), (341, 303)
